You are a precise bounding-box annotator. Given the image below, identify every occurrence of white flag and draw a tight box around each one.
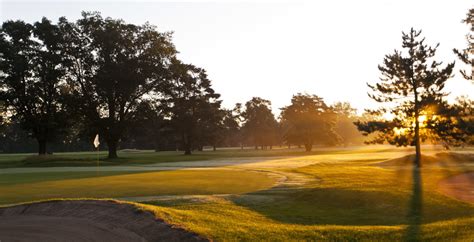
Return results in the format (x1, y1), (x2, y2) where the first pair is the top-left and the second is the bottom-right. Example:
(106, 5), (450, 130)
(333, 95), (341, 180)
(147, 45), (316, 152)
(93, 134), (100, 148)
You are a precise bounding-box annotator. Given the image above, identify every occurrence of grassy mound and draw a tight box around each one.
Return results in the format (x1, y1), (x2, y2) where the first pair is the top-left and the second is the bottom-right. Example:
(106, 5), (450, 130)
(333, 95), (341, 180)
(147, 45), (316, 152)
(376, 152), (473, 167)
(377, 154), (439, 166)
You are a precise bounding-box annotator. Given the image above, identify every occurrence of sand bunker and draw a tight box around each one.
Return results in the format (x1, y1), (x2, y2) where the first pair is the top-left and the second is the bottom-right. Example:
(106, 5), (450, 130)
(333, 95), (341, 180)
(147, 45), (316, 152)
(438, 172), (474, 204)
(0, 200), (207, 242)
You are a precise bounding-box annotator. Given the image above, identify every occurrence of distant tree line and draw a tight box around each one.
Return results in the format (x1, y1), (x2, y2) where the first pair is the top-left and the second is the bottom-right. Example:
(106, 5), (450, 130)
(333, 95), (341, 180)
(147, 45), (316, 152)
(0, 12), (366, 157)
(1, 9), (473, 160)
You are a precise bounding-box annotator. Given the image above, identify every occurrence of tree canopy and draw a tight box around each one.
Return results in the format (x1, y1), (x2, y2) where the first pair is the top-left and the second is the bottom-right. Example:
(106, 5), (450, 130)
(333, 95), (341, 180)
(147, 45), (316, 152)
(281, 93), (339, 151)
(355, 28), (455, 167)
(0, 19), (70, 154)
(60, 12), (177, 158)
(1, 11), (472, 157)
(166, 59), (221, 155)
(241, 97), (278, 149)
(453, 8), (473, 82)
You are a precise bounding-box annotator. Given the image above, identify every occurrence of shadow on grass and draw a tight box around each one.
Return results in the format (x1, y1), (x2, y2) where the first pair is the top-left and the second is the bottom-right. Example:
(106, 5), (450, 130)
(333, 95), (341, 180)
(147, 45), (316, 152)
(230, 157), (473, 227)
(231, 188), (413, 226)
(404, 166), (422, 241)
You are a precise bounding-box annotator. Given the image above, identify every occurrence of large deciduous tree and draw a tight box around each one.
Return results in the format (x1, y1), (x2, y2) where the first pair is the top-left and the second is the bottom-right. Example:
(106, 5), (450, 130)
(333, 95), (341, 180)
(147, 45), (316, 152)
(0, 18), (70, 155)
(355, 29), (454, 167)
(241, 97), (278, 149)
(167, 59), (221, 155)
(61, 12), (176, 158)
(219, 107), (242, 148)
(332, 102), (365, 146)
(280, 93), (339, 152)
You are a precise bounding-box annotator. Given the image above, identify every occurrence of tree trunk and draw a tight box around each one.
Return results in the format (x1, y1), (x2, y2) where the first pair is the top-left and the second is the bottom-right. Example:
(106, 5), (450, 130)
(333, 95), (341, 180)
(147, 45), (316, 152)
(184, 145), (192, 155)
(414, 86), (421, 168)
(213, 145), (216, 151)
(255, 145), (258, 150)
(107, 139), (118, 159)
(38, 139), (47, 155)
(304, 143), (312, 152)
(183, 133), (192, 155)
(414, 113), (421, 167)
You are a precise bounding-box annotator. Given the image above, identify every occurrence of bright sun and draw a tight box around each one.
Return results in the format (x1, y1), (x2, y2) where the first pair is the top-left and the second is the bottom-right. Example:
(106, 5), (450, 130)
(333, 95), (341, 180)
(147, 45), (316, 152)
(418, 115), (427, 123)
(394, 115), (433, 135)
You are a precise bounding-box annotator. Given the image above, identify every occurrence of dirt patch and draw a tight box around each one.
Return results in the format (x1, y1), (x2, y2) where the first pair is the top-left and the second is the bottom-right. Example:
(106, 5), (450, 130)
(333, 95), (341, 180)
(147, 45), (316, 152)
(438, 172), (474, 204)
(0, 200), (208, 242)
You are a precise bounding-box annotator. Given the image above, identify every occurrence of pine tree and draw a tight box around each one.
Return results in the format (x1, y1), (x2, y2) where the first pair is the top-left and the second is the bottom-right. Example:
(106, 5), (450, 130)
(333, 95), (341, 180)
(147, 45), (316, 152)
(355, 29), (454, 167)
(453, 8), (473, 82)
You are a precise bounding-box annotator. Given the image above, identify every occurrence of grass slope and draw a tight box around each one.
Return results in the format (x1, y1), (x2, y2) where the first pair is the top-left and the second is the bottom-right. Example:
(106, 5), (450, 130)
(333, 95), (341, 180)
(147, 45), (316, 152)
(1, 147), (474, 240)
(0, 169), (276, 205)
(141, 152), (474, 241)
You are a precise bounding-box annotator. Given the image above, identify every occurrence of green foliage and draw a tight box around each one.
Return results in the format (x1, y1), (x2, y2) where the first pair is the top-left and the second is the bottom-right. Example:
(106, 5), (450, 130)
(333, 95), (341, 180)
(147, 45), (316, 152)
(453, 8), (474, 82)
(59, 12), (177, 158)
(281, 93), (339, 151)
(241, 97), (279, 149)
(356, 28), (456, 166)
(332, 102), (365, 146)
(165, 59), (222, 154)
(0, 19), (71, 154)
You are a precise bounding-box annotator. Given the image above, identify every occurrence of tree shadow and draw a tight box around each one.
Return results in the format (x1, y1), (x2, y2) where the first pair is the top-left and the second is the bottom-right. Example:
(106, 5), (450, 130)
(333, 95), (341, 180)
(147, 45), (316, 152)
(404, 166), (423, 241)
(230, 188), (416, 226)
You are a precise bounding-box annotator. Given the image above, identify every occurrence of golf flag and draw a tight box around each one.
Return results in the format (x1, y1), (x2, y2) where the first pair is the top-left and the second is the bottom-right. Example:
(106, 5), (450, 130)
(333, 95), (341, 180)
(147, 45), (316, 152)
(93, 134), (100, 148)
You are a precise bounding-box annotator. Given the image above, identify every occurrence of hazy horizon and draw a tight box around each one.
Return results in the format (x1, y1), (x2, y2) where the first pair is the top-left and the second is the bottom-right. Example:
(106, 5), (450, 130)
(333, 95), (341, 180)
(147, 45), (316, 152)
(1, 0), (473, 115)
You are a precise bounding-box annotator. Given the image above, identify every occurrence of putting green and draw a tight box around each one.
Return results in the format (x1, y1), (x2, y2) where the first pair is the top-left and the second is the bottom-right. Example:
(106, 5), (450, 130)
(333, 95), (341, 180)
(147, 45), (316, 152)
(0, 169), (278, 205)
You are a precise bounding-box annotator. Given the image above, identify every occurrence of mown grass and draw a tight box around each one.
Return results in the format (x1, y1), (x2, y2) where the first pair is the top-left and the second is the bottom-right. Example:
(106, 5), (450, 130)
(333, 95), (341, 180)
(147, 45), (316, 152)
(140, 152), (474, 241)
(0, 145), (423, 168)
(0, 169), (277, 205)
(1, 146), (473, 240)
(142, 197), (474, 241)
(0, 150), (214, 168)
(0, 171), (140, 185)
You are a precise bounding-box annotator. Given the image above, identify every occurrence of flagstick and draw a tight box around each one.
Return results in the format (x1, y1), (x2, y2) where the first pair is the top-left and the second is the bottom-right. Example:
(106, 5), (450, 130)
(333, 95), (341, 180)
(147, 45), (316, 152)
(96, 146), (99, 176)
(93, 134), (100, 176)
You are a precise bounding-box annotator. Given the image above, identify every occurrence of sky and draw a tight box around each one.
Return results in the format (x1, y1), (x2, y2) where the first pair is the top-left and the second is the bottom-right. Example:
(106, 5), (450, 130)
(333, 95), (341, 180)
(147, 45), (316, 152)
(1, 0), (473, 115)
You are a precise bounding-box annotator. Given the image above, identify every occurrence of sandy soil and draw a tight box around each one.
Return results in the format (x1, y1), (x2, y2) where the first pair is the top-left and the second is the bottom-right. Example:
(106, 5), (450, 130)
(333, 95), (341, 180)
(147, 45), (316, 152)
(0, 200), (207, 242)
(438, 172), (474, 204)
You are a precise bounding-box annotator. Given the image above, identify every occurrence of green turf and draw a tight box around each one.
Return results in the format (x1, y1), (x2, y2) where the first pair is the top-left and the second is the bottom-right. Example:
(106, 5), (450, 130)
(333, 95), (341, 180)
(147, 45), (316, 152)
(139, 150), (474, 241)
(0, 169), (277, 205)
(0, 150), (212, 168)
(1, 146), (473, 241)
(0, 171), (140, 185)
(0, 145), (423, 168)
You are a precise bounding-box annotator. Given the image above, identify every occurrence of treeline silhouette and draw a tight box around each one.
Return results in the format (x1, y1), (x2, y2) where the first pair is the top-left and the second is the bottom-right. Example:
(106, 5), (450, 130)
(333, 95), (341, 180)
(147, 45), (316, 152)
(0, 12), (366, 157)
(1, 10), (473, 159)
